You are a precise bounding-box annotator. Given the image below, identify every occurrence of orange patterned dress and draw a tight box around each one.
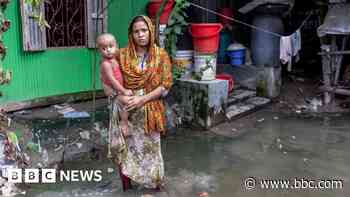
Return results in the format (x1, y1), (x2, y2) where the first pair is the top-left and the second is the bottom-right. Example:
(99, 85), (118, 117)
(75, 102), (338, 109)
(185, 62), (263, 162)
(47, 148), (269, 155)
(110, 15), (172, 188)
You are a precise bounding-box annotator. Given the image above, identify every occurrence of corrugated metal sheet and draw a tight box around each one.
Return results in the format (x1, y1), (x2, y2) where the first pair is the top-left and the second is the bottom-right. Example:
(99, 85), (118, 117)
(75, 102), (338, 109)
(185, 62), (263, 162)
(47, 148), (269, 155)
(317, 3), (350, 37)
(0, 0), (148, 104)
(109, 0), (148, 46)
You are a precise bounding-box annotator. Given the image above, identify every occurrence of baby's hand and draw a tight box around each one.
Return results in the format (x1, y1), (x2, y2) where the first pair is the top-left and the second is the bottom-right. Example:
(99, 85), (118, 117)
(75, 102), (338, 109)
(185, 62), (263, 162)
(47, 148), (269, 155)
(123, 89), (133, 96)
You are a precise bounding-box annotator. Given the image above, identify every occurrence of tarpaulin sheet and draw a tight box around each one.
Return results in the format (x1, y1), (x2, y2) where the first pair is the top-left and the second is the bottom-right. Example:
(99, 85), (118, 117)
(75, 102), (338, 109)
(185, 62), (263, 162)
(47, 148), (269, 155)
(318, 3), (350, 37)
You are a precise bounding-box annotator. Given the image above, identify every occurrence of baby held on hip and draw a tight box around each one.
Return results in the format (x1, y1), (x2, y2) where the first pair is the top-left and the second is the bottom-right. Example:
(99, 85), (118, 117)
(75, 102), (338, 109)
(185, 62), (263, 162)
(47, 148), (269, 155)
(101, 60), (132, 138)
(102, 60), (133, 137)
(97, 33), (133, 137)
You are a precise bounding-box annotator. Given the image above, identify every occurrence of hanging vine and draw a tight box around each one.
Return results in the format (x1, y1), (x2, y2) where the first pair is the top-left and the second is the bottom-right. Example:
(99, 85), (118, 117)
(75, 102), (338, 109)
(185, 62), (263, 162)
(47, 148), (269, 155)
(162, 0), (190, 80)
(24, 0), (50, 28)
(0, 0), (11, 86)
(164, 0), (190, 58)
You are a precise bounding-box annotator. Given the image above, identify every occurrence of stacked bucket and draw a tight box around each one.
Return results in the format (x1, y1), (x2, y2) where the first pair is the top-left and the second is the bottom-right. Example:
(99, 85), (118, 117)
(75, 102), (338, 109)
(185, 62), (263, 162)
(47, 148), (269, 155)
(147, 0), (174, 24)
(147, 0), (174, 48)
(189, 23), (222, 81)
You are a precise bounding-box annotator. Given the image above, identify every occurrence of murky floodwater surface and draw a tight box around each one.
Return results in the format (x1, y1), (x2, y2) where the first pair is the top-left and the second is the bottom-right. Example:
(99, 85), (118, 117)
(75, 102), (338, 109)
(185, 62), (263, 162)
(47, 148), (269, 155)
(19, 110), (350, 197)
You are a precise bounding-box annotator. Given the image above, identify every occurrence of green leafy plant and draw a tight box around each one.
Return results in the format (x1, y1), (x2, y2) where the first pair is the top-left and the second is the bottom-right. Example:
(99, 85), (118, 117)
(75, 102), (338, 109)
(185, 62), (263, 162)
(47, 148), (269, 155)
(0, 0), (10, 8)
(0, 0), (11, 86)
(164, 0), (190, 58)
(172, 62), (185, 79)
(160, 0), (190, 80)
(0, 66), (11, 85)
(24, 0), (50, 29)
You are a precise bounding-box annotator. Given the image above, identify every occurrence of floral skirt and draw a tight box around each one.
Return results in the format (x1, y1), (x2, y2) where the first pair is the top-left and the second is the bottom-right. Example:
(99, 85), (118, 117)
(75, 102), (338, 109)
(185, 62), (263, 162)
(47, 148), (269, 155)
(109, 97), (164, 188)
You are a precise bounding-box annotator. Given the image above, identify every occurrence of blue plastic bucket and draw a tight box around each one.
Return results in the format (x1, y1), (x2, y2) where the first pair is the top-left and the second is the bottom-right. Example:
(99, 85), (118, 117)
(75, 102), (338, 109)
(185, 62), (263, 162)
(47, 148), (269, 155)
(227, 49), (246, 66)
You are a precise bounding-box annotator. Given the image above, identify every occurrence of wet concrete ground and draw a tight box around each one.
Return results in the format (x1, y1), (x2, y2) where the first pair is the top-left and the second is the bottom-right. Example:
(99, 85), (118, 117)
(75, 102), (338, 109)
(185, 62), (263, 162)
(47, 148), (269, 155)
(16, 107), (350, 197)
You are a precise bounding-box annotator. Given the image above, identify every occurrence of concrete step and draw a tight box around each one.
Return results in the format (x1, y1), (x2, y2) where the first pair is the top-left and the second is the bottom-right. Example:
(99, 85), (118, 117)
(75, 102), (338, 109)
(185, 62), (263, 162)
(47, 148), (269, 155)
(227, 89), (256, 105)
(225, 96), (271, 120)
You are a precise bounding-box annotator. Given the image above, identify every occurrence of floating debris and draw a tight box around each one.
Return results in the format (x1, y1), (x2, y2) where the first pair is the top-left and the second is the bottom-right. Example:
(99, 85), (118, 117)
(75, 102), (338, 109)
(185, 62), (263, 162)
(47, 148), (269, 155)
(53, 103), (70, 110)
(1, 181), (24, 197)
(278, 144), (283, 150)
(14, 110), (31, 115)
(41, 149), (49, 166)
(57, 106), (75, 115)
(273, 116), (279, 120)
(7, 132), (20, 152)
(296, 77), (305, 82)
(76, 143), (83, 149)
(54, 144), (63, 152)
(310, 98), (322, 112)
(141, 194), (154, 197)
(37, 163), (43, 168)
(27, 142), (39, 152)
(197, 192), (209, 197)
(79, 131), (90, 140)
(257, 118), (265, 122)
(63, 112), (90, 119)
(107, 168), (114, 173)
(94, 123), (101, 131)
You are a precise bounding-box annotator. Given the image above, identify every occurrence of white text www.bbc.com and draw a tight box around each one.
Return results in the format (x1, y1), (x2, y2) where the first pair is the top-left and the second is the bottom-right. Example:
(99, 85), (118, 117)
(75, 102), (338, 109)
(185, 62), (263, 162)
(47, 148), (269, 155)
(244, 177), (343, 191)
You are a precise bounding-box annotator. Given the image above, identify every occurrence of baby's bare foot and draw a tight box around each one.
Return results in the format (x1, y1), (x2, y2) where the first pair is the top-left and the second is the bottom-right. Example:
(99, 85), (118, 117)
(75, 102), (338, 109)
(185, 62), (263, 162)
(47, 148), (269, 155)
(120, 121), (130, 137)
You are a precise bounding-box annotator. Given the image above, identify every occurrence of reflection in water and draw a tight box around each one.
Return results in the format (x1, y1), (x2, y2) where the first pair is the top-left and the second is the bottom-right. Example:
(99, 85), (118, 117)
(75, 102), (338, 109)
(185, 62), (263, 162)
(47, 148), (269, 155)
(22, 111), (350, 197)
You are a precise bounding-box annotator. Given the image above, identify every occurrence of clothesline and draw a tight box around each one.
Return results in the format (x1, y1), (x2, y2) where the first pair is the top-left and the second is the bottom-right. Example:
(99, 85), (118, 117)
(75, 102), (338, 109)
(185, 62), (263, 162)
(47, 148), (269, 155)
(96, 1), (312, 38)
(189, 2), (313, 38)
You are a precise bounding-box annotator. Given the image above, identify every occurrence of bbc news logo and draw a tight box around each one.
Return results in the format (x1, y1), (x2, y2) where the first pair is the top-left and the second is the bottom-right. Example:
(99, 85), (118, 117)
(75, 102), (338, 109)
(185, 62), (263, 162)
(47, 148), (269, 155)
(3, 168), (102, 183)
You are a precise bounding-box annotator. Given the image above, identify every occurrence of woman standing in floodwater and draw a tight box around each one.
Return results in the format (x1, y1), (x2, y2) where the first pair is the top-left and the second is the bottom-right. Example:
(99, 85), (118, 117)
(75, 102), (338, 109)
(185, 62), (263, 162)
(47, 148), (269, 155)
(103, 15), (173, 191)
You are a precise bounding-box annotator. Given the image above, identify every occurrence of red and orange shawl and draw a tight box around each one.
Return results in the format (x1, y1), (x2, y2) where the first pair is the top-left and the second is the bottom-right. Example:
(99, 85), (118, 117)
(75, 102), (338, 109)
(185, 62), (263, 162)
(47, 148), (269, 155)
(118, 15), (173, 134)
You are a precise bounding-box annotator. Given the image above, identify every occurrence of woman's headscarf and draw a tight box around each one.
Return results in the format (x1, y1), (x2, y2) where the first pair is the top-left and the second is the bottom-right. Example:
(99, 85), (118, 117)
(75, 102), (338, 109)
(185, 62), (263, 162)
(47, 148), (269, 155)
(126, 15), (157, 65)
(119, 15), (173, 134)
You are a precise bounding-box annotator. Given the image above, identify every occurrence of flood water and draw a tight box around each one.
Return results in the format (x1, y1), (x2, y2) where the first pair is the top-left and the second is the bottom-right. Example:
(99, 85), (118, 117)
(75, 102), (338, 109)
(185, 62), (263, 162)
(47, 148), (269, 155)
(18, 109), (350, 197)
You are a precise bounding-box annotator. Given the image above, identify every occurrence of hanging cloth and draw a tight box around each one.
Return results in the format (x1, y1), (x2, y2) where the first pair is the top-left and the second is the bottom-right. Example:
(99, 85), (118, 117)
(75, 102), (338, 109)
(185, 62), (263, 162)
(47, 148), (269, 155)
(280, 29), (301, 71)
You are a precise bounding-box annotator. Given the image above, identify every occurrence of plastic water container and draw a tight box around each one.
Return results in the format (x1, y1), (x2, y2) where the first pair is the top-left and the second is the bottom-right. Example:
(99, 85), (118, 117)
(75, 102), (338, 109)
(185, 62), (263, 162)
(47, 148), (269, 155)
(174, 50), (194, 79)
(256, 66), (281, 98)
(190, 23), (223, 53)
(227, 43), (246, 66)
(218, 31), (232, 64)
(216, 73), (234, 93)
(194, 52), (217, 81)
(147, 0), (174, 24)
(159, 24), (167, 48)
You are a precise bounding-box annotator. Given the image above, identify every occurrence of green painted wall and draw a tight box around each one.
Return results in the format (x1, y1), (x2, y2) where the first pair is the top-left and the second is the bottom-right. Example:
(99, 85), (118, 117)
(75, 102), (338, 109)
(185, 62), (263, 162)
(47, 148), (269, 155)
(0, 0), (148, 104)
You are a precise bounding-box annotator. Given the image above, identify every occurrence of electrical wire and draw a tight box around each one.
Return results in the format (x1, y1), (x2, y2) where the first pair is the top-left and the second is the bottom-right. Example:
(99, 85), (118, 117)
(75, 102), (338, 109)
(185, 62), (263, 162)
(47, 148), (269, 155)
(190, 2), (313, 38)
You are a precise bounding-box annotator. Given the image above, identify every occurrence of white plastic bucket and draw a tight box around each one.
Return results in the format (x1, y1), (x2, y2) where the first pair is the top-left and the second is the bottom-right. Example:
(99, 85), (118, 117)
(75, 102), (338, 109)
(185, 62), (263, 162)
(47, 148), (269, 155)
(159, 24), (167, 48)
(159, 35), (166, 48)
(174, 50), (194, 79)
(194, 53), (217, 81)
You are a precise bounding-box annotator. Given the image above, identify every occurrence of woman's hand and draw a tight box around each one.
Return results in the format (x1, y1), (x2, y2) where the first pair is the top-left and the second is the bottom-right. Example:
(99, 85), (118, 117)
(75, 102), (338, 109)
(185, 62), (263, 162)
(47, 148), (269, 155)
(125, 95), (146, 111)
(117, 95), (133, 106)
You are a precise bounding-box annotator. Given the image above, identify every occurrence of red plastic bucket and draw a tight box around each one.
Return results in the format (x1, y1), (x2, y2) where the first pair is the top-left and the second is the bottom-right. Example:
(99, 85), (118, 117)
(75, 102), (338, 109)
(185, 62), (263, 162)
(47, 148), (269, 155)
(216, 73), (234, 93)
(190, 23), (223, 53)
(147, 0), (174, 24)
